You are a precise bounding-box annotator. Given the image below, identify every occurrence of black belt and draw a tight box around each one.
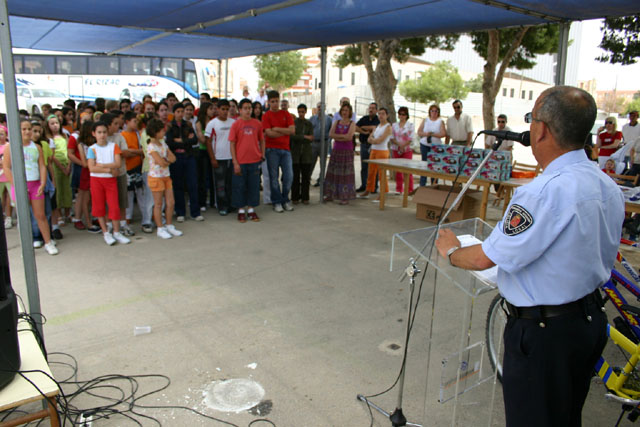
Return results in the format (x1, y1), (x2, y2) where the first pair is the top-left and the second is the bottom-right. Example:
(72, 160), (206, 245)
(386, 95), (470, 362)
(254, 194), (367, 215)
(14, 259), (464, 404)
(504, 290), (601, 320)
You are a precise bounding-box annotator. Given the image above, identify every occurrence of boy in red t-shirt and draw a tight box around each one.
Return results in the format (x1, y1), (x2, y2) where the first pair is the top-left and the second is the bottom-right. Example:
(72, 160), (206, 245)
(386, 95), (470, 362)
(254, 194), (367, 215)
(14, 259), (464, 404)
(261, 90), (295, 213)
(230, 99), (265, 222)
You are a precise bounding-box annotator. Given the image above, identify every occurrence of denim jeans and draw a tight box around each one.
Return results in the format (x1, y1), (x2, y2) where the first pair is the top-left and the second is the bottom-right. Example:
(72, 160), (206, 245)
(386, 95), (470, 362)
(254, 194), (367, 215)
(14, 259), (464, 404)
(196, 149), (214, 208)
(419, 144), (431, 186)
(213, 159), (233, 212)
(169, 154), (200, 218)
(232, 162), (261, 208)
(265, 148), (293, 205)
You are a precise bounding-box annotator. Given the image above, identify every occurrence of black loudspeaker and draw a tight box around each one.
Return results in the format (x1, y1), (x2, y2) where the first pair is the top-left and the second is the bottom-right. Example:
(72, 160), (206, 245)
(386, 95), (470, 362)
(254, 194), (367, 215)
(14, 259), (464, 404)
(0, 208), (20, 390)
(0, 291), (20, 389)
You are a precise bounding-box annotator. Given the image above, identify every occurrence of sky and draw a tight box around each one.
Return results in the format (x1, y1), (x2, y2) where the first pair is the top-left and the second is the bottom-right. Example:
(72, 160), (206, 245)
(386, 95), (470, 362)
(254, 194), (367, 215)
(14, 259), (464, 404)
(576, 19), (640, 91)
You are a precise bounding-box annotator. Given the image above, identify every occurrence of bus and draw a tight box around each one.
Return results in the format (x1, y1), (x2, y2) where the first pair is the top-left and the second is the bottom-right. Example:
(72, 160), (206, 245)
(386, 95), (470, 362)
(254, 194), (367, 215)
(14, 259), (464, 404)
(0, 51), (216, 114)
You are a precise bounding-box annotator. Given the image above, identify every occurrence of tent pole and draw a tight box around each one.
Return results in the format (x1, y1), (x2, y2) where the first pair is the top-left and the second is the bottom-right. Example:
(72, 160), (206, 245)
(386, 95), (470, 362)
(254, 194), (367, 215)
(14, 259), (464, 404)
(218, 60), (222, 98)
(318, 46), (327, 203)
(225, 59), (229, 98)
(0, 0), (44, 338)
(554, 22), (570, 86)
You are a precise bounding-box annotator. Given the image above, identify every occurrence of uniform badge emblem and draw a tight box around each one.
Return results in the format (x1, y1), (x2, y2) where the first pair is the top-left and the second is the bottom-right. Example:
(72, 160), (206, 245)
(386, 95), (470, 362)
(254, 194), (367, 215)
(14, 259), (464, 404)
(504, 204), (533, 236)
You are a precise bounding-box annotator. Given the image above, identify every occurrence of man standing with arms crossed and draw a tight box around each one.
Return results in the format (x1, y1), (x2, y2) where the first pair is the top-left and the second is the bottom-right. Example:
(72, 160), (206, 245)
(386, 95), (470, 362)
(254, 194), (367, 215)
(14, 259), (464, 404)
(445, 99), (473, 146)
(436, 86), (624, 426)
(355, 102), (379, 192)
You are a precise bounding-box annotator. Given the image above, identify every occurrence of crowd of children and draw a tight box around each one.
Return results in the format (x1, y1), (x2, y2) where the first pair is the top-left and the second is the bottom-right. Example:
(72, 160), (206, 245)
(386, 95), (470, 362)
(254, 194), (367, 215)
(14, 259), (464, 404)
(0, 90), (287, 254)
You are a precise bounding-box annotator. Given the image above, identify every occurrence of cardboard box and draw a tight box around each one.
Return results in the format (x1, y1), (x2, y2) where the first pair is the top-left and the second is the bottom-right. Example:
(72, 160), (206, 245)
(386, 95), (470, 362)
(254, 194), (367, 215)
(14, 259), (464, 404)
(431, 144), (447, 154)
(413, 185), (481, 223)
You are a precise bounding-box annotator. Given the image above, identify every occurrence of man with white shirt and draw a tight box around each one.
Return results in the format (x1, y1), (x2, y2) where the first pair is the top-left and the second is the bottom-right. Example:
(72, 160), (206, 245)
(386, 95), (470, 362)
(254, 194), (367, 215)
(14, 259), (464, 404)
(254, 88), (268, 108)
(445, 99), (473, 146)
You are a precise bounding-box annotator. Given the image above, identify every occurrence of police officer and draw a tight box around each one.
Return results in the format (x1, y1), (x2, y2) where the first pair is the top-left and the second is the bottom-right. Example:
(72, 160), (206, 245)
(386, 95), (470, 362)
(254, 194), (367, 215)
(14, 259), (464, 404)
(436, 86), (624, 426)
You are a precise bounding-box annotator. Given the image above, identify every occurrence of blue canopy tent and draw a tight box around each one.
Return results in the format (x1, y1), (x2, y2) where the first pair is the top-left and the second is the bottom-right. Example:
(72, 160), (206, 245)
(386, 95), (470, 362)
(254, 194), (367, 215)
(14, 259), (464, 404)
(1, 0), (638, 336)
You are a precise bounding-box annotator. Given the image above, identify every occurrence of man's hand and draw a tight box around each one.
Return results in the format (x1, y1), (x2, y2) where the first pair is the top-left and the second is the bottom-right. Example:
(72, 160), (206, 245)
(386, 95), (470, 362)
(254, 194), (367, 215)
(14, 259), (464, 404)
(435, 229), (461, 259)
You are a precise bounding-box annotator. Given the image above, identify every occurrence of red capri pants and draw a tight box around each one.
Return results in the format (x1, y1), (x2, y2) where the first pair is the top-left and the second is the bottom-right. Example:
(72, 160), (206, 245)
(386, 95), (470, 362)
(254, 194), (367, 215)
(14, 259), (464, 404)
(90, 176), (120, 221)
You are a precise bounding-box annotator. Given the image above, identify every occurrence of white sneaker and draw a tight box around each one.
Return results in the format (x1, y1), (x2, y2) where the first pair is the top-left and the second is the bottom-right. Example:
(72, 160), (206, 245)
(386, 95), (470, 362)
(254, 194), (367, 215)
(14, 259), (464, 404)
(157, 227), (172, 239)
(194, 215), (204, 221)
(104, 232), (116, 246)
(33, 240), (44, 249)
(283, 202), (294, 211)
(176, 216), (185, 223)
(44, 241), (59, 255)
(4, 216), (12, 229)
(200, 206), (207, 212)
(166, 224), (183, 237)
(113, 232), (131, 245)
(273, 204), (284, 213)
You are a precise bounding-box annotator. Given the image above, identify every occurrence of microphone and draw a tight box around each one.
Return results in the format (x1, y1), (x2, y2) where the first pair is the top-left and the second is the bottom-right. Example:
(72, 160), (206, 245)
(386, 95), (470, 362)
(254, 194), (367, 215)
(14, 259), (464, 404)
(480, 130), (530, 147)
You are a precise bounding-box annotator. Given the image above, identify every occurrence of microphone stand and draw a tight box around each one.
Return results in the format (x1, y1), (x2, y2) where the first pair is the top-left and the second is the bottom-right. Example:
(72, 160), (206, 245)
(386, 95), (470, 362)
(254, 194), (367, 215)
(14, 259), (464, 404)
(357, 138), (505, 427)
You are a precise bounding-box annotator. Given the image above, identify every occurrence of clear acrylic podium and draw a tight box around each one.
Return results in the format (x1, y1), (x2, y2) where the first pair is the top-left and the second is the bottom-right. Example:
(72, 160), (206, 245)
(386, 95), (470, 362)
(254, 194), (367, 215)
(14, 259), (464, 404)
(389, 218), (503, 426)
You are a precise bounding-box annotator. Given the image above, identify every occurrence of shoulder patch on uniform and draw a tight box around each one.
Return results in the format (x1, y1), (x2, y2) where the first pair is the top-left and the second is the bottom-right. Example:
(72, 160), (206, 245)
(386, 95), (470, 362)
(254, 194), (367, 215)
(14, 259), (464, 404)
(503, 204), (534, 236)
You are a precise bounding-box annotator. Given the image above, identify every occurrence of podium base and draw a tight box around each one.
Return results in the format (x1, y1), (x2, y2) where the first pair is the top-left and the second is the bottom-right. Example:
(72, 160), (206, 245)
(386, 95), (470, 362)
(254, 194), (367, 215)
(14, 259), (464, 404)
(357, 395), (422, 427)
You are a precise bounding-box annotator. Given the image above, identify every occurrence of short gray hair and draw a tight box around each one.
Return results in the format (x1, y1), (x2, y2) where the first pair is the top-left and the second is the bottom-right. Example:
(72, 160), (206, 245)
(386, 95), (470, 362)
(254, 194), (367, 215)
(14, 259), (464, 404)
(536, 86), (596, 150)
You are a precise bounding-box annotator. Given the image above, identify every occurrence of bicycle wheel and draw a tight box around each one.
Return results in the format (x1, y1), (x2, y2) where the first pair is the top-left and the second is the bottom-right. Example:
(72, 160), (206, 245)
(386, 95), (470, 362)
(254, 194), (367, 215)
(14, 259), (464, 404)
(486, 294), (507, 382)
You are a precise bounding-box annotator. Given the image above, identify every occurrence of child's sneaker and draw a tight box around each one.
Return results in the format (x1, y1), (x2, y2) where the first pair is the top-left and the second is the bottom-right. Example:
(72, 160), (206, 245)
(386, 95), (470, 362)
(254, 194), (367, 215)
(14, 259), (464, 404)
(194, 215), (204, 221)
(44, 241), (59, 255)
(103, 232), (116, 246)
(166, 224), (183, 237)
(157, 226), (172, 239)
(141, 223), (154, 233)
(113, 232), (131, 244)
(121, 224), (135, 236)
(4, 216), (12, 229)
(87, 225), (101, 234)
(176, 216), (185, 223)
(73, 219), (86, 230)
(273, 204), (284, 213)
(237, 212), (247, 223)
(248, 212), (260, 222)
(33, 240), (44, 249)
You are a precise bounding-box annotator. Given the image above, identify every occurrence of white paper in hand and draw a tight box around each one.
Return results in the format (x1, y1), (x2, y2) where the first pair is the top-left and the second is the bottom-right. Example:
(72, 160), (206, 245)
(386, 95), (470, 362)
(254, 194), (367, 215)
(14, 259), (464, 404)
(457, 234), (498, 288)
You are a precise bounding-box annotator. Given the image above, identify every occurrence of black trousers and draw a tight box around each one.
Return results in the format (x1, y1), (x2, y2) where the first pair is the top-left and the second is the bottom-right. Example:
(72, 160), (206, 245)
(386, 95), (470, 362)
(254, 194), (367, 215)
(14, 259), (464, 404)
(502, 298), (607, 427)
(213, 159), (233, 212)
(196, 150), (214, 208)
(292, 163), (312, 202)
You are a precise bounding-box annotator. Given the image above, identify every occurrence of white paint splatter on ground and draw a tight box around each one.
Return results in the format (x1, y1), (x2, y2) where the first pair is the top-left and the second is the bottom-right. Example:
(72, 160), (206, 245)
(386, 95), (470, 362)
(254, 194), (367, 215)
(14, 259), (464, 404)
(203, 379), (265, 413)
(246, 362), (257, 370)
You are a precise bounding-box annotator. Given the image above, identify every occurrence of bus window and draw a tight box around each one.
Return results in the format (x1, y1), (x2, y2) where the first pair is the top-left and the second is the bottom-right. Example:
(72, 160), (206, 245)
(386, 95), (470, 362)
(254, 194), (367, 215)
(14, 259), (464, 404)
(89, 57), (119, 75)
(57, 57), (87, 74)
(185, 70), (198, 94)
(121, 57), (151, 75)
(151, 58), (161, 76)
(23, 56), (54, 74)
(160, 59), (182, 80)
(1, 56), (23, 74)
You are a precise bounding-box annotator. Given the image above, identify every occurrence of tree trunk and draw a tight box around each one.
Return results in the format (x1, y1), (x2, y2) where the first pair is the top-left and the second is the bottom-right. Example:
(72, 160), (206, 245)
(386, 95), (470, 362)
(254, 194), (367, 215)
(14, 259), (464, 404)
(481, 27), (529, 137)
(361, 40), (399, 122)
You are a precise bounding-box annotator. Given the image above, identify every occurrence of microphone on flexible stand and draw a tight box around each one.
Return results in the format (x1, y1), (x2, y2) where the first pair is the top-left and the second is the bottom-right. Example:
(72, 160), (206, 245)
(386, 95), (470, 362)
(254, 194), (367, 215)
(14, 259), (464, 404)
(479, 130), (530, 147)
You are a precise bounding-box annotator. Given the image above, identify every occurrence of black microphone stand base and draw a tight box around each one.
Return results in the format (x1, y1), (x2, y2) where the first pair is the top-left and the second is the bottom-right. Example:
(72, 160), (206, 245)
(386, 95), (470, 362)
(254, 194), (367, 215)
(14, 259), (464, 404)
(356, 395), (422, 427)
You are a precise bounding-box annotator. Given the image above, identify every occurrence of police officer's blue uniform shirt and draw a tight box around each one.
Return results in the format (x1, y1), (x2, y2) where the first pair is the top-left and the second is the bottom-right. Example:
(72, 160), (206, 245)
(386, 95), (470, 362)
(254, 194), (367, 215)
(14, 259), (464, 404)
(482, 149), (624, 307)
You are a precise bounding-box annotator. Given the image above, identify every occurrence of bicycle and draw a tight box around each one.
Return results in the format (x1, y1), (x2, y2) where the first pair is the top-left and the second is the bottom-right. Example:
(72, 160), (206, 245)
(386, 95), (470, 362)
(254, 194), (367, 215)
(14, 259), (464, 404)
(484, 246), (640, 424)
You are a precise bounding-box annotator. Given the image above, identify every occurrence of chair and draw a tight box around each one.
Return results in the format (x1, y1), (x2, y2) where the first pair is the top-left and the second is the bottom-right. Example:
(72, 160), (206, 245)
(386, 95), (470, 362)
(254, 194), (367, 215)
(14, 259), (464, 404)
(493, 161), (542, 210)
(607, 173), (639, 187)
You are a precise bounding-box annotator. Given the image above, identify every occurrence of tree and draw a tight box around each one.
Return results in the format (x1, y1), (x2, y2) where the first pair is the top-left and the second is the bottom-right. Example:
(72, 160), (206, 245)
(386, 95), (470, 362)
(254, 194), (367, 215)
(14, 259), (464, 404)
(334, 36), (459, 121)
(464, 73), (484, 93)
(626, 97), (640, 114)
(399, 61), (469, 105)
(471, 25), (559, 131)
(253, 51), (306, 94)
(597, 15), (640, 65)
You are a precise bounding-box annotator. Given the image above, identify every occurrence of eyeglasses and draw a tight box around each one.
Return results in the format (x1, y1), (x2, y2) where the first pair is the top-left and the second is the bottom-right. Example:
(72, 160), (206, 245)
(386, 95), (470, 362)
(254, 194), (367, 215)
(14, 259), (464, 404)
(524, 112), (547, 126)
(605, 121), (613, 125)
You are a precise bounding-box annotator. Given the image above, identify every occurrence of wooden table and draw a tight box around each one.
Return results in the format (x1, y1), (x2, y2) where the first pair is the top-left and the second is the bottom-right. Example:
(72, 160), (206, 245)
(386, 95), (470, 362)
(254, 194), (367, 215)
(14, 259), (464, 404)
(366, 158), (530, 220)
(626, 201), (640, 214)
(0, 312), (59, 427)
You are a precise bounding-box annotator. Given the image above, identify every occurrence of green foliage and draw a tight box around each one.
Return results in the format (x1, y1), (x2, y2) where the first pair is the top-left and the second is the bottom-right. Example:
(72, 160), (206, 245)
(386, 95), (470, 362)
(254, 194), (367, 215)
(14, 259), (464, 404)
(464, 73), (484, 93)
(471, 25), (559, 70)
(399, 61), (469, 105)
(253, 51), (306, 92)
(333, 36), (459, 68)
(626, 97), (640, 114)
(597, 15), (640, 65)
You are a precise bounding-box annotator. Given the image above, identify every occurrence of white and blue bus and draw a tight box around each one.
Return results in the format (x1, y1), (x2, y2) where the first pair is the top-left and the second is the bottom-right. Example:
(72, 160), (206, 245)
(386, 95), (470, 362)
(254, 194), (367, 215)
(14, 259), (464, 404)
(0, 51), (215, 114)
